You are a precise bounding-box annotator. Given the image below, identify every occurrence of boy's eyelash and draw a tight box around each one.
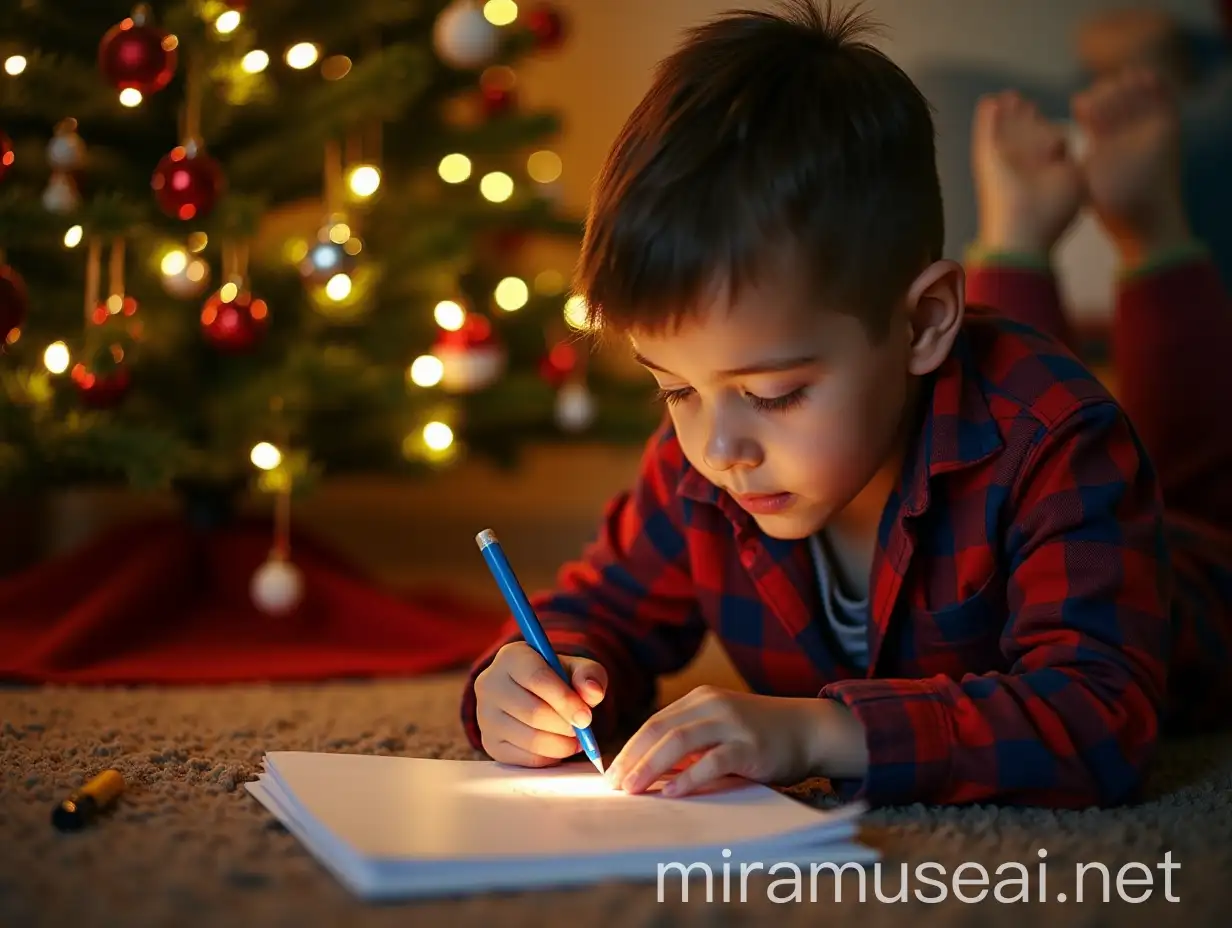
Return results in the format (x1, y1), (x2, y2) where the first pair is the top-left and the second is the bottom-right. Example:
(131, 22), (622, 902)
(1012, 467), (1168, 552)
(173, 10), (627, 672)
(654, 386), (807, 413)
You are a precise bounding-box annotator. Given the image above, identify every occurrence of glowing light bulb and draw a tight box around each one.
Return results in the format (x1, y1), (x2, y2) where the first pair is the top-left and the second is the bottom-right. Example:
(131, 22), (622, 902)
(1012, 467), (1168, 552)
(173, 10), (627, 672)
(527, 150), (563, 184)
(161, 249), (188, 276)
(220, 282), (239, 302)
(434, 300), (465, 331)
(423, 421), (454, 452)
(285, 43), (319, 70)
(251, 442), (282, 470)
(409, 355), (444, 388)
(241, 50), (269, 73)
(494, 277), (528, 312)
(484, 0), (519, 26)
(564, 295), (590, 330)
(325, 273), (352, 301)
(480, 172), (513, 203)
(4, 56), (27, 76)
(347, 165), (381, 198)
(63, 225), (83, 248)
(119, 88), (142, 107)
(43, 341), (69, 374)
(215, 10), (241, 33)
(438, 154), (472, 184)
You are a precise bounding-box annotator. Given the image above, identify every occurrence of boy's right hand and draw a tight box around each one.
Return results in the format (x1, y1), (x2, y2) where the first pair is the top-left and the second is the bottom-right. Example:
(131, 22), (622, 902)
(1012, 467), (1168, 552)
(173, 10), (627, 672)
(473, 641), (608, 767)
(972, 90), (1085, 258)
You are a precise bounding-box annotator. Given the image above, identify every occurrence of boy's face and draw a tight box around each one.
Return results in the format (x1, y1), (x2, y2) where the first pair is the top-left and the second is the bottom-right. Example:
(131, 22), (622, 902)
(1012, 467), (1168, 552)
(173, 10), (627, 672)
(628, 260), (962, 540)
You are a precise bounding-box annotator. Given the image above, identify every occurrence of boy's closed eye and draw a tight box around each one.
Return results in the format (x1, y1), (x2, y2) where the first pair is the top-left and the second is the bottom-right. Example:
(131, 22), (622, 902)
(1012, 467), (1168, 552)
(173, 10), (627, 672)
(654, 384), (809, 413)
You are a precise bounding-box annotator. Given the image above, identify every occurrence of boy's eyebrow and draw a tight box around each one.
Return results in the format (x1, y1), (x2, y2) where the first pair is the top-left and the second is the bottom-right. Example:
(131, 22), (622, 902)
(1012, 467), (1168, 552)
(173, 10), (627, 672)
(631, 350), (819, 378)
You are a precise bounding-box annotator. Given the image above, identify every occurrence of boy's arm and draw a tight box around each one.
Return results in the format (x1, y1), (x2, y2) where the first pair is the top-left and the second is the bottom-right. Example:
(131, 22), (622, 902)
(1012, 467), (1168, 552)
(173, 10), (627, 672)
(819, 398), (1171, 808)
(460, 422), (709, 751)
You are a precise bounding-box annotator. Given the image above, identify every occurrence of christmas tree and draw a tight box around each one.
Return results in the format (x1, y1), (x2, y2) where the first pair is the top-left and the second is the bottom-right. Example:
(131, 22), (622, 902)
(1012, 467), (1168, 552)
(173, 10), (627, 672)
(0, 0), (657, 502)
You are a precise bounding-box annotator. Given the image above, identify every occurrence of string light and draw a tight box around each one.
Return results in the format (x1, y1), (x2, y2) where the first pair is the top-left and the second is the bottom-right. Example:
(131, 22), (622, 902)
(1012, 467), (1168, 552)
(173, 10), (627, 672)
(408, 355), (444, 388)
(484, 0), (519, 26)
(434, 300), (465, 331)
(4, 56), (26, 76)
(43, 342), (70, 374)
(285, 43), (319, 70)
(63, 225), (83, 248)
(564, 295), (590, 330)
(494, 277), (528, 311)
(321, 55), (352, 80)
(119, 89), (142, 107)
(347, 165), (381, 198)
(325, 273), (352, 301)
(527, 150), (562, 184)
(438, 154), (472, 184)
(161, 249), (188, 276)
(241, 50), (269, 73)
(251, 442), (282, 470)
(480, 171), (513, 202)
(215, 10), (241, 34)
(423, 421), (454, 452)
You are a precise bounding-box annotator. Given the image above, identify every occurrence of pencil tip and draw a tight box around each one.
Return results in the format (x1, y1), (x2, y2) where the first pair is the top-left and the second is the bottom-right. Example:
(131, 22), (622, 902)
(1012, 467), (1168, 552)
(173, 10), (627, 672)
(592, 757), (605, 774)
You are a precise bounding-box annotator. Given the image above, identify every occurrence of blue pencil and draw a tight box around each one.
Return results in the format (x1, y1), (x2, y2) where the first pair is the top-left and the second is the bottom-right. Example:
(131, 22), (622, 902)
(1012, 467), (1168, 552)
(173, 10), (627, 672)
(475, 529), (605, 773)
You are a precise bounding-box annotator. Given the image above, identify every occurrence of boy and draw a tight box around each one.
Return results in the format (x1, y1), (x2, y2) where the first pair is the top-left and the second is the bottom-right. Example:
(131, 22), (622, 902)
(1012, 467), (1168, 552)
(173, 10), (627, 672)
(461, 1), (1232, 808)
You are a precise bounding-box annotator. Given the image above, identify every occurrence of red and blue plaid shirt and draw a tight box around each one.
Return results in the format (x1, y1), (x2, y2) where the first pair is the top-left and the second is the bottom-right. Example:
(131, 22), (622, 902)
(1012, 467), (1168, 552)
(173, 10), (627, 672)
(462, 260), (1230, 809)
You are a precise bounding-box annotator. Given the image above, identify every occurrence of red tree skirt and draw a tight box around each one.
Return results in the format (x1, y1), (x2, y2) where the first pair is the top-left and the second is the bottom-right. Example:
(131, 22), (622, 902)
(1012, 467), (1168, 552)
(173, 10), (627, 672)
(0, 517), (508, 685)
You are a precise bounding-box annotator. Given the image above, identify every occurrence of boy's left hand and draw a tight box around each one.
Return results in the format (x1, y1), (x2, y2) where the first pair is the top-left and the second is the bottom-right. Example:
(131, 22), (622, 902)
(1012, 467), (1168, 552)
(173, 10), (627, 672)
(604, 686), (868, 797)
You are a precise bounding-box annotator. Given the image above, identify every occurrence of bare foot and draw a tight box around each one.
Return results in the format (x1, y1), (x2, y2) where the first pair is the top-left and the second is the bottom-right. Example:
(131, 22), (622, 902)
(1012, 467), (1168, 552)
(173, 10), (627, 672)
(972, 89), (1085, 257)
(1072, 67), (1192, 266)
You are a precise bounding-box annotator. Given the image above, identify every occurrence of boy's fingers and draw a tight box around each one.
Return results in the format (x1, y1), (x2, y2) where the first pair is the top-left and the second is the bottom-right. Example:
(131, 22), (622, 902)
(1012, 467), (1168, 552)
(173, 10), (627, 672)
(618, 720), (728, 794)
(498, 685), (578, 737)
(512, 657), (594, 729)
(486, 738), (565, 768)
(564, 658), (607, 707)
(498, 712), (582, 759)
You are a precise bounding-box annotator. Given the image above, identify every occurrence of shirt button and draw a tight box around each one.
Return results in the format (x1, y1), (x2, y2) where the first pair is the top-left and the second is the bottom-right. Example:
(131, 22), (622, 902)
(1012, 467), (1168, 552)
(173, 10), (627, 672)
(740, 548), (756, 569)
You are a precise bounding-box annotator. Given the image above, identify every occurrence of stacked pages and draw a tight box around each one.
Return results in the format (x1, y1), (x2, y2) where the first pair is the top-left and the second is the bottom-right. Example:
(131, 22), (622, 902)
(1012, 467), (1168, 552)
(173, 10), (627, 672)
(246, 751), (878, 900)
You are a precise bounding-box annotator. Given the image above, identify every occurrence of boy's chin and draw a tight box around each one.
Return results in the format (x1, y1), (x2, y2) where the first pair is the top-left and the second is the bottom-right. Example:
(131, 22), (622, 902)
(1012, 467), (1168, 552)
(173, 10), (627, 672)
(748, 509), (825, 540)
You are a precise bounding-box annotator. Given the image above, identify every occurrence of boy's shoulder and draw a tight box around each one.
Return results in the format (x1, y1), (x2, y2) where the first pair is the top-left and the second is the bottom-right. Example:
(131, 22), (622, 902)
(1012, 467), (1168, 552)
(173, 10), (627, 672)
(955, 302), (1120, 433)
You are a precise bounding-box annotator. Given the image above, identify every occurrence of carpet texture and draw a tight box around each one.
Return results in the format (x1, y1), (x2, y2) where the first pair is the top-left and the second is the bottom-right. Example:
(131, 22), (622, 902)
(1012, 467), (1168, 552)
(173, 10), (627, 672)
(3, 675), (1231, 927)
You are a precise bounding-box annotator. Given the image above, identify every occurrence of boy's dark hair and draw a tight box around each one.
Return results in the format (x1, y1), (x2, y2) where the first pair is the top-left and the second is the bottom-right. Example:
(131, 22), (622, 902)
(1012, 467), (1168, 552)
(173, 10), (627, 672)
(575, 0), (944, 341)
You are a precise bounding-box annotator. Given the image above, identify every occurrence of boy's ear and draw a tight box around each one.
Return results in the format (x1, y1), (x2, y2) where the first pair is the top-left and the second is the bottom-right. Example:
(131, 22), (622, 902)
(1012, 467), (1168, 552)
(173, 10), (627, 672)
(903, 259), (964, 376)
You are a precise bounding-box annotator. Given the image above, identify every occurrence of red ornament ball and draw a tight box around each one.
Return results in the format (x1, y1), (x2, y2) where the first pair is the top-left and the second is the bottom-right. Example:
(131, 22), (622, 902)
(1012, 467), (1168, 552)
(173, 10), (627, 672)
(0, 131), (14, 182)
(72, 361), (131, 409)
(539, 339), (577, 388)
(0, 264), (29, 346)
(481, 83), (516, 117)
(201, 286), (269, 352)
(524, 4), (567, 51)
(98, 9), (177, 94)
(152, 144), (225, 221)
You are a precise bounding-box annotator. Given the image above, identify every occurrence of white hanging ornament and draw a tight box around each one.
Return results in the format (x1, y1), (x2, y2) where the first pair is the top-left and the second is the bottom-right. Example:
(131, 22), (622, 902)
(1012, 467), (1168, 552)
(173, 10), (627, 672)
(251, 552), (304, 617)
(42, 173), (80, 213)
(433, 0), (501, 69)
(47, 119), (86, 172)
(555, 380), (596, 433)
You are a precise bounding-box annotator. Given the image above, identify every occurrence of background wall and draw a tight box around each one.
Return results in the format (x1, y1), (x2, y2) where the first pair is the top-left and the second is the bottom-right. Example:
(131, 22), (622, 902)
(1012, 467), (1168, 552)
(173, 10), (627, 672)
(515, 0), (1223, 321)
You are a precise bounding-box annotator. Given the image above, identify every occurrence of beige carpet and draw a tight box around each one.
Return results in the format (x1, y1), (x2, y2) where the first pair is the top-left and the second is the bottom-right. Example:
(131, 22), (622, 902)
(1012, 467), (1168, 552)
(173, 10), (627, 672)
(3, 668), (1231, 927)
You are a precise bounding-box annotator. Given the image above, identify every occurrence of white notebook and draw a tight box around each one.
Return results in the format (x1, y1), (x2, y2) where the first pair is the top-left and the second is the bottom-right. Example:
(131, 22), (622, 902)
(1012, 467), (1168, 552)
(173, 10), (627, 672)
(245, 751), (878, 900)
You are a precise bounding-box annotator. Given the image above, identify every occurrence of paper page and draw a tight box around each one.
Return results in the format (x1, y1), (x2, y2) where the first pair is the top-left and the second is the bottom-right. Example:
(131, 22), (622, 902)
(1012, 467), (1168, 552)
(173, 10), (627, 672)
(247, 772), (877, 901)
(262, 752), (863, 862)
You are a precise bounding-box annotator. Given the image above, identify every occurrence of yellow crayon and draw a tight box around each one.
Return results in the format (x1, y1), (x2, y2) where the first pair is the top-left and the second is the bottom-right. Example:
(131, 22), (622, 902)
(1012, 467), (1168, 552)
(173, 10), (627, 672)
(52, 769), (125, 831)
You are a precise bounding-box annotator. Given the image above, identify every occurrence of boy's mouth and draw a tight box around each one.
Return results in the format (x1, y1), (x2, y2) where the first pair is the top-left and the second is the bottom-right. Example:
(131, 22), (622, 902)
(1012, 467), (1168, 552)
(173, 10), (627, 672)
(729, 491), (796, 514)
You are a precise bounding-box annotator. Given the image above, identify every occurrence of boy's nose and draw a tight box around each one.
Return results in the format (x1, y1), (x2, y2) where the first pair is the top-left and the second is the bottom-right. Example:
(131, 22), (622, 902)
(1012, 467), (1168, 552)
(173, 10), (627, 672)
(703, 424), (761, 472)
